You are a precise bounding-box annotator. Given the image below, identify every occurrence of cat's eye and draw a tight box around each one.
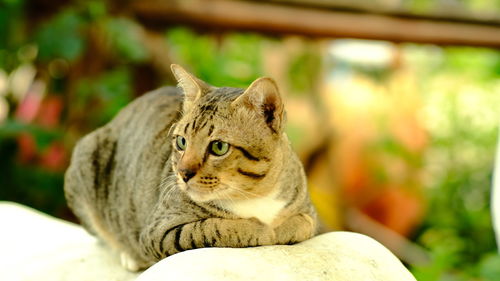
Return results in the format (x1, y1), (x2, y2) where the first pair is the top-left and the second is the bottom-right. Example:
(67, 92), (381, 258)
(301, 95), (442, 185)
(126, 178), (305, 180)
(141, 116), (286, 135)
(176, 135), (187, 151)
(209, 141), (229, 156)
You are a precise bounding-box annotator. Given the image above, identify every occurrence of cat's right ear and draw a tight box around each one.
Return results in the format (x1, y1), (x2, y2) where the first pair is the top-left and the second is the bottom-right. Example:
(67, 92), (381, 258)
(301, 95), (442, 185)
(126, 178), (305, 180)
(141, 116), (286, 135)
(232, 77), (285, 134)
(171, 64), (210, 112)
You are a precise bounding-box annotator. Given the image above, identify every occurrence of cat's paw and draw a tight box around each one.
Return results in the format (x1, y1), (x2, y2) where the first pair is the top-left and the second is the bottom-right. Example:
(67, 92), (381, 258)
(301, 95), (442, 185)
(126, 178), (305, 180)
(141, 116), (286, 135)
(120, 251), (141, 272)
(297, 213), (316, 240)
(274, 213), (316, 244)
(246, 218), (276, 246)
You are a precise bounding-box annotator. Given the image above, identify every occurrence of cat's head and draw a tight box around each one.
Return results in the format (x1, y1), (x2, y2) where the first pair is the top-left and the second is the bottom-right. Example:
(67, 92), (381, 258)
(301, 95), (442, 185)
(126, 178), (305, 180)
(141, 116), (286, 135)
(170, 64), (287, 202)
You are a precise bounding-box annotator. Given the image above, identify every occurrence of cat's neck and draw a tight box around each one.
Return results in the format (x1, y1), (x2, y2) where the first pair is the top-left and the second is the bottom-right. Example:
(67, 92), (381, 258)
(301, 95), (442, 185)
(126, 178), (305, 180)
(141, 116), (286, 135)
(217, 187), (286, 225)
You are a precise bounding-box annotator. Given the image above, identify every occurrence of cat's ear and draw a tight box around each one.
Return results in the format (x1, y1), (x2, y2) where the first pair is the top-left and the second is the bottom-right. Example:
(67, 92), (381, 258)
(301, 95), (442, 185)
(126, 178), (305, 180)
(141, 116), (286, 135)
(171, 64), (210, 111)
(233, 77), (284, 134)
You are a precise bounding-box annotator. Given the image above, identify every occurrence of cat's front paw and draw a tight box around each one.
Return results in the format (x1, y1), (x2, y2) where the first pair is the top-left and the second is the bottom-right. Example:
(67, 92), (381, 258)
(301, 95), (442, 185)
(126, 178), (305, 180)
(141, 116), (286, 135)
(274, 213), (316, 244)
(246, 218), (276, 246)
(120, 251), (141, 272)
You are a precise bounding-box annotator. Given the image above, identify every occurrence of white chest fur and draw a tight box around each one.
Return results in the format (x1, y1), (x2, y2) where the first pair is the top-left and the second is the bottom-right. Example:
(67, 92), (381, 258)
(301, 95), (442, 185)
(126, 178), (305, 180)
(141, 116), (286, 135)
(220, 192), (286, 225)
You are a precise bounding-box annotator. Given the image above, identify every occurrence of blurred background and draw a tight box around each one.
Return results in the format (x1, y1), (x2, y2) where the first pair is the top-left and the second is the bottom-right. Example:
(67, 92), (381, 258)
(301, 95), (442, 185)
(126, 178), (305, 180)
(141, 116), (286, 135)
(1, 0), (499, 279)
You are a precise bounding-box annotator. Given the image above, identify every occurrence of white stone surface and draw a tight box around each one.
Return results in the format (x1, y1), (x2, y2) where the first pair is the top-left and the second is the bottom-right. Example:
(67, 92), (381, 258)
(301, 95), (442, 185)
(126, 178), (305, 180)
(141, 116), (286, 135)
(0, 201), (138, 281)
(0, 201), (416, 281)
(138, 232), (416, 281)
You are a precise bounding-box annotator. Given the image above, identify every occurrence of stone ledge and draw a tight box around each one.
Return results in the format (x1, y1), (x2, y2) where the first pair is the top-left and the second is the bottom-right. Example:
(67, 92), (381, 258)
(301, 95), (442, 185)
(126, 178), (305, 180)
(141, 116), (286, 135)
(0, 201), (416, 281)
(139, 231), (417, 281)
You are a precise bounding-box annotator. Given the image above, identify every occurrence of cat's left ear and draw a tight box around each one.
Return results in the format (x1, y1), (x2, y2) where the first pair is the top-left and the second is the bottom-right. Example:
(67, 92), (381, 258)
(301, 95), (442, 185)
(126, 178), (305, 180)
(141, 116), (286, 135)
(171, 64), (210, 112)
(232, 77), (285, 134)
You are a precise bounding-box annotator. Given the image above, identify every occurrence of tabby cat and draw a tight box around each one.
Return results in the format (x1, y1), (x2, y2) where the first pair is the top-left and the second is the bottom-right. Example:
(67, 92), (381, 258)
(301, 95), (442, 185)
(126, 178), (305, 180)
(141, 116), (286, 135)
(64, 64), (319, 271)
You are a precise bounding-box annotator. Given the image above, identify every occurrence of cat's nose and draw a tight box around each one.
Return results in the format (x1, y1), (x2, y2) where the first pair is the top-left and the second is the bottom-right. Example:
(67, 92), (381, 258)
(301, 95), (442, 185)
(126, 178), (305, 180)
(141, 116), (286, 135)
(180, 168), (196, 183)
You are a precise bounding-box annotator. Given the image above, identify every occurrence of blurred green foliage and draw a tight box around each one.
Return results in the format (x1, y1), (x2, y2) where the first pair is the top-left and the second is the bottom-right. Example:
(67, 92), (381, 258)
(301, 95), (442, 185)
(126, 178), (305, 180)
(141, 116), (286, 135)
(166, 28), (264, 87)
(36, 9), (86, 62)
(102, 18), (149, 63)
(0, 139), (65, 215)
(0, 0), (26, 71)
(74, 68), (133, 126)
(405, 46), (500, 280)
(407, 0), (500, 14)
(0, 0), (148, 218)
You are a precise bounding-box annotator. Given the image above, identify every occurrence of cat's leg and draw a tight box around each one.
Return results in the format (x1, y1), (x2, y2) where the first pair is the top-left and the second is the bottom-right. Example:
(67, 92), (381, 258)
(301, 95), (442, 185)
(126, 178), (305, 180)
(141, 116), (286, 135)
(117, 249), (156, 271)
(273, 213), (316, 245)
(120, 251), (141, 271)
(139, 217), (275, 261)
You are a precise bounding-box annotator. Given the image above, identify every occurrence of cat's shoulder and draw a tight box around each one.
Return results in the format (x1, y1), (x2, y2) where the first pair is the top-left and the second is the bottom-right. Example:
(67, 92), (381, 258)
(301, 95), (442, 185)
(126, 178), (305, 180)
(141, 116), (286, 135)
(138, 86), (183, 105)
(139, 86), (183, 115)
(110, 86), (183, 128)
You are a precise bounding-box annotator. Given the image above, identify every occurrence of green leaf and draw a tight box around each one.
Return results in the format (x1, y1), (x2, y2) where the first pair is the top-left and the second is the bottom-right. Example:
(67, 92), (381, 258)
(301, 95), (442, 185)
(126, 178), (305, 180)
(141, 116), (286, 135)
(74, 68), (133, 126)
(102, 18), (148, 63)
(35, 9), (86, 62)
(165, 28), (263, 87)
(0, 119), (62, 150)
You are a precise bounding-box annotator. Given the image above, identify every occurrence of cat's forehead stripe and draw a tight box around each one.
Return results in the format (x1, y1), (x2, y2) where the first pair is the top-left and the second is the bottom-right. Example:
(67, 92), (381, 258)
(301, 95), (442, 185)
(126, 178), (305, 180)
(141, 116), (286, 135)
(185, 87), (242, 135)
(207, 125), (214, 136)
(199, 104), (217, 112)
(191, 109), (215, 134)
(190, 116), (205, 133)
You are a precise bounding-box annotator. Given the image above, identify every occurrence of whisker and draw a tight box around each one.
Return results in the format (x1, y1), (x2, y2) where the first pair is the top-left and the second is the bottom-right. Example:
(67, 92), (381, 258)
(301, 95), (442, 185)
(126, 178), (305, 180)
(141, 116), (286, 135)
(159, 174), (179, 202)
(229, 185), (261, 198)
(221, 189), (236, 205)
(231, 188), (251, 200)
(221, 183), (259, 200)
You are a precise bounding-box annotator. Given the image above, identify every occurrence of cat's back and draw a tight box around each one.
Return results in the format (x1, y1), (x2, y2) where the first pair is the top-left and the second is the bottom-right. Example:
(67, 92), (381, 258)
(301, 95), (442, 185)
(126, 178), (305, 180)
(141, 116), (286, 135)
(65, 86), (184, 241)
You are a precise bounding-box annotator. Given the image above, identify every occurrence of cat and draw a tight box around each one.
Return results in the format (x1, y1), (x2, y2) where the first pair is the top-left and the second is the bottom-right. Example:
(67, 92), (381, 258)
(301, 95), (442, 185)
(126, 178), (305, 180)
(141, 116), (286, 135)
(64, 64), (319, 271)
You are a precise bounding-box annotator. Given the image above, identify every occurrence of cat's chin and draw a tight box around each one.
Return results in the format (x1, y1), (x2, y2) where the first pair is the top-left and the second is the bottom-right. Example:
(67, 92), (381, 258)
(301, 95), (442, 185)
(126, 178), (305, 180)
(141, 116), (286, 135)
(183, 184), (224, 203)
(187, 190), (219, 203)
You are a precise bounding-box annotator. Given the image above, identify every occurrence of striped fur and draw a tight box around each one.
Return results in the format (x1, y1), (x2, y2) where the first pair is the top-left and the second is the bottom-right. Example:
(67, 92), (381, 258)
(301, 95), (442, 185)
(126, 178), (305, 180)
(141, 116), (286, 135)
(64, 65), (318, 271)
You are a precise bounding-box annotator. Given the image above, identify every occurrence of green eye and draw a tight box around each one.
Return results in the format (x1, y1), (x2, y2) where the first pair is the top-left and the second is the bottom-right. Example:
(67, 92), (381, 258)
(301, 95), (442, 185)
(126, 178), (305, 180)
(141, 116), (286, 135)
(176, 136), (187, 151)
(209, 141), (229, 156)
